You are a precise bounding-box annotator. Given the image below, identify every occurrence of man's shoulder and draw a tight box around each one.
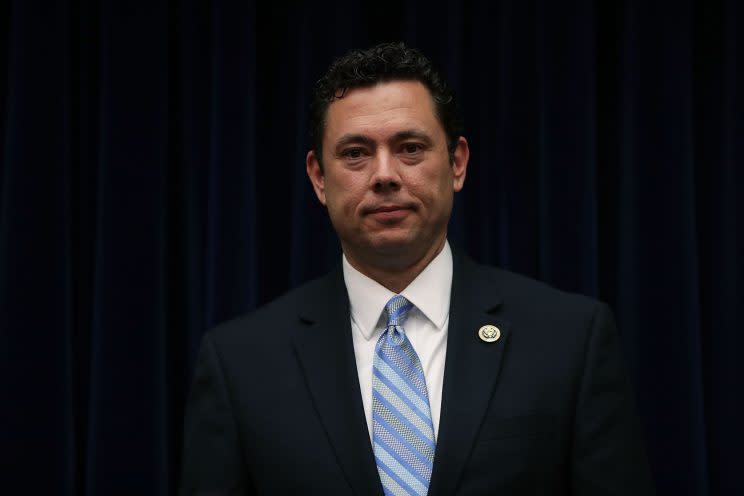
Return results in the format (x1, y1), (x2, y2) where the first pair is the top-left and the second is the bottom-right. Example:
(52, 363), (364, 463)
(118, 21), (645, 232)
(460, 257), (614, 361)
(205, 267), (340, 347)
(459, 255), (605, 317)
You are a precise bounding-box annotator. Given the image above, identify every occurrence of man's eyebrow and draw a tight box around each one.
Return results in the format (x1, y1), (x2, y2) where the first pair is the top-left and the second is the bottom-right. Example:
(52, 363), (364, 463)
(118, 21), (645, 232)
(333, 129), (434, 154)
(391, 130), (433, 145)
(334, 134), (376, 153)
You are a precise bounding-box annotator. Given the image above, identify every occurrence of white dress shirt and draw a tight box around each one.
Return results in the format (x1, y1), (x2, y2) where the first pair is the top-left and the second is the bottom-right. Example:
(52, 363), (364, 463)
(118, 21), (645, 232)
(343, 241), (452, 442)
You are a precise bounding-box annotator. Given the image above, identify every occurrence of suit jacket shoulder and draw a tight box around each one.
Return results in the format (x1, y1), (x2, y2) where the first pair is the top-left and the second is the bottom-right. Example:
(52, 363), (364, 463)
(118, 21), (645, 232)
(461, 257), (603, 318)
(208, 266), (343, 346)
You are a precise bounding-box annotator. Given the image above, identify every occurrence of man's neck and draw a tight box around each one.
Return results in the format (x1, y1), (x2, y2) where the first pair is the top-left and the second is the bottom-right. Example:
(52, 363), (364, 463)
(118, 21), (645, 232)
(343, 237), (447, 294)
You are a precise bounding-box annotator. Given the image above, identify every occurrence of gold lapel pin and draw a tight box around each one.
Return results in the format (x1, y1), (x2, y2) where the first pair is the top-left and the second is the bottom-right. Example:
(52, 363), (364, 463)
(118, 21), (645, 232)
(478, 325), (501, 343)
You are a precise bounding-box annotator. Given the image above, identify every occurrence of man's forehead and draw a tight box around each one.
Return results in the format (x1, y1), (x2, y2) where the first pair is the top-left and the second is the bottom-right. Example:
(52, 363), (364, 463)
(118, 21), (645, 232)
(327, 80), (432, 109)
(323, 81), (441, 140)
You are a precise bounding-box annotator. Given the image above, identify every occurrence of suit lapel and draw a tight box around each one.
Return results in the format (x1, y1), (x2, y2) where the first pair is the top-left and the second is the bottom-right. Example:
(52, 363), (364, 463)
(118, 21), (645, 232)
(292, 266), (383, 496)
(428, 253), (511, 496)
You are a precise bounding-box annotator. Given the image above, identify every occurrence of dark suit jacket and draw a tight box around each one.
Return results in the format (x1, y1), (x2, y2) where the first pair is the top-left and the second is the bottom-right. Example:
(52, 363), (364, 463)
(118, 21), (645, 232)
(181, 252), (655, 495)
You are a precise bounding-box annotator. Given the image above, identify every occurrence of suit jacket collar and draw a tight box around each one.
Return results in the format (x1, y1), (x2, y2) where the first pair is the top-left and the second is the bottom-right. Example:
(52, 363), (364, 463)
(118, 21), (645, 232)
(428, 250), (510, 496)
(292, 250), (510, 496)
(293, 265), (383, 496)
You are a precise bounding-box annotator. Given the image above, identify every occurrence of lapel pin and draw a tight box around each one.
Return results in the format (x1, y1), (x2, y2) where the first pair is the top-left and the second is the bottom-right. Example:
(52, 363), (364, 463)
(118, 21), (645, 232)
(478, 325), (501, 343)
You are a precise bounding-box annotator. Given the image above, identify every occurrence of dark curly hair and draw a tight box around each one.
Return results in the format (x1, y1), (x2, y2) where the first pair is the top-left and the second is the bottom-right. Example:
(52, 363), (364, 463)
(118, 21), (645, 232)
(309, 42), (462, 168)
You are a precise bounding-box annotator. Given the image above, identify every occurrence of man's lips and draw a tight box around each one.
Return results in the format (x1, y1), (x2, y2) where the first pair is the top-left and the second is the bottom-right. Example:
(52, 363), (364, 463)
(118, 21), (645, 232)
(368, 205), (407, 213)
(364, 204), (414, 222)
(364, 203), (415, 214)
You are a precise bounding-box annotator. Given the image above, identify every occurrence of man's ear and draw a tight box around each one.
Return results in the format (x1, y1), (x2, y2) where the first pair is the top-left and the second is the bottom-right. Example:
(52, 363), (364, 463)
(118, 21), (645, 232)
(306, 150), (327, 205)
(452, 136), (469, 192)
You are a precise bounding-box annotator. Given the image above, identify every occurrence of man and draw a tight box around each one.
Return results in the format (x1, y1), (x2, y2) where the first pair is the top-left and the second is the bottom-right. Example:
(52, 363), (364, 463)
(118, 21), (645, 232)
(181, 42), (655, 495)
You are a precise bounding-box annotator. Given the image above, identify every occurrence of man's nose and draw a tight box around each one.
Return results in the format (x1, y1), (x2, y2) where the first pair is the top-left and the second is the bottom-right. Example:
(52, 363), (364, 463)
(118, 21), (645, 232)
(371, 150), (401, 192)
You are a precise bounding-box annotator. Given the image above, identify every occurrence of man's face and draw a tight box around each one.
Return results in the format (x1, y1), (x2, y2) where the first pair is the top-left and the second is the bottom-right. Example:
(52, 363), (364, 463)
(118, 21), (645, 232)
(306, 80), (468, 272)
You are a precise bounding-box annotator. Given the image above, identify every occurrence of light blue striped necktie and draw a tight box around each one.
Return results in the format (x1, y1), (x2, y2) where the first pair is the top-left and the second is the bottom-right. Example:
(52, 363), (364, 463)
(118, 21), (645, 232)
(372, 295), (435, 496)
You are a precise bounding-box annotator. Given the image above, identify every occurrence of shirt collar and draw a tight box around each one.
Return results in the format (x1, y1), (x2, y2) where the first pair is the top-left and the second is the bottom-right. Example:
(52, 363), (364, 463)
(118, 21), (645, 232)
(342, 241), (453, 341)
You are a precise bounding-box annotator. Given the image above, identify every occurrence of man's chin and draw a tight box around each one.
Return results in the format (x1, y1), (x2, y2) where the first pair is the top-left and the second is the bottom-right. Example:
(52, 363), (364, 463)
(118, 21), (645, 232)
(365, 232), (416, 253)
(363, 235), (433, 266)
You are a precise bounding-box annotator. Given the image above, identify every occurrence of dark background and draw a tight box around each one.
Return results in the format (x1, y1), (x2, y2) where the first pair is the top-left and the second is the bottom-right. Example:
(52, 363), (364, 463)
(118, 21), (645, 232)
(1, 0), (741, 494)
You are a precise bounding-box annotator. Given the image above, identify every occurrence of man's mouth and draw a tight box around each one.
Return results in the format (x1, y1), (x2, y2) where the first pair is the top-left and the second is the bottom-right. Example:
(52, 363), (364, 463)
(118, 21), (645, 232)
(369, 205), (406, 213)
(365, 204), (413, 222)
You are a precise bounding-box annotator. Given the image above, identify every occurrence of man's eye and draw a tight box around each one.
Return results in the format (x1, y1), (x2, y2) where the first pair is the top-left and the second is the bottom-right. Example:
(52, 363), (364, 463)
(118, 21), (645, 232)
(343, 148), (365, 159)
(402, 143), (423, 154)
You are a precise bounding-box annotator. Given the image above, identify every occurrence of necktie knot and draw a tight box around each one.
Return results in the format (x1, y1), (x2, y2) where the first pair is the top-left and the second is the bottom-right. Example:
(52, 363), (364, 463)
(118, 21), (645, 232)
(385, 294), (414, 328)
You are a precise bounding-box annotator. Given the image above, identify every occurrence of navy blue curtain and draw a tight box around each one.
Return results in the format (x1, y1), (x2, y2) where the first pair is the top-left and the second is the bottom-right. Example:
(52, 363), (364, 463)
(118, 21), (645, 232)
(1, 1), (741, 494)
